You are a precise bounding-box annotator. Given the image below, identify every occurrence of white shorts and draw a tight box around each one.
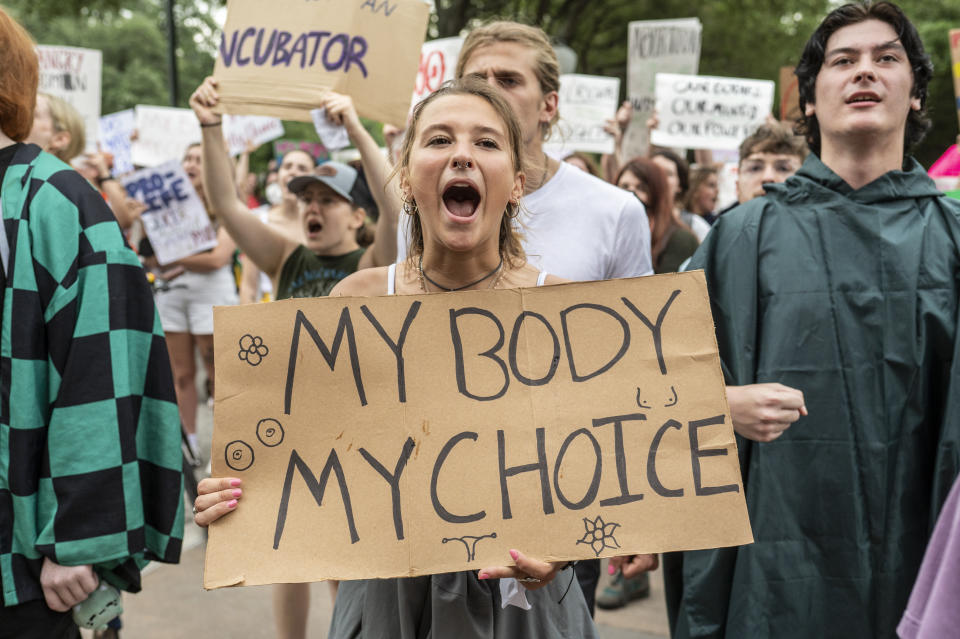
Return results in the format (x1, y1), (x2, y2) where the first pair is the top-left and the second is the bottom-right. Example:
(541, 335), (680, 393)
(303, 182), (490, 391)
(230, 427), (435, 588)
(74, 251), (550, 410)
(155, 266), (238, 334)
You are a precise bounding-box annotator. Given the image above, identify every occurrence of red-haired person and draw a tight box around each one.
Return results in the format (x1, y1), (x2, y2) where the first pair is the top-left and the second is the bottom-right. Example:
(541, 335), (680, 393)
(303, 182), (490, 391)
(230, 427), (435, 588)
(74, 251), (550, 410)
(0, 9), (183, 639)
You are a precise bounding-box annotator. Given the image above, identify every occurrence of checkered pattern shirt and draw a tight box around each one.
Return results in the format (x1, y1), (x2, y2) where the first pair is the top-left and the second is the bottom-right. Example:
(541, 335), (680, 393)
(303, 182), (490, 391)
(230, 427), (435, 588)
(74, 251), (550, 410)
(0, 144), (184, 607)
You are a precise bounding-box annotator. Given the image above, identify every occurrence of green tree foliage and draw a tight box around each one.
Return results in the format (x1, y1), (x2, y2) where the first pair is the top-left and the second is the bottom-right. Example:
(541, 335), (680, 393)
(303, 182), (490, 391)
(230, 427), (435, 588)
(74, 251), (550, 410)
(6, 0), (218, 113)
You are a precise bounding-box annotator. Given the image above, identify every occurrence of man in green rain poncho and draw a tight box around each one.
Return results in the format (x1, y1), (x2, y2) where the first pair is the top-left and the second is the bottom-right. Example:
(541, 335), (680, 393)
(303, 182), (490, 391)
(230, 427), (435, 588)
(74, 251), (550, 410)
(664, 2), (960, 637)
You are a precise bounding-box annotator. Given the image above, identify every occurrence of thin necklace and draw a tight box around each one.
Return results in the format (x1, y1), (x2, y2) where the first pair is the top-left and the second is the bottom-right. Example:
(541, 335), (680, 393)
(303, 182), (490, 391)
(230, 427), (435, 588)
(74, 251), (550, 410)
(418, 254), (503, 292)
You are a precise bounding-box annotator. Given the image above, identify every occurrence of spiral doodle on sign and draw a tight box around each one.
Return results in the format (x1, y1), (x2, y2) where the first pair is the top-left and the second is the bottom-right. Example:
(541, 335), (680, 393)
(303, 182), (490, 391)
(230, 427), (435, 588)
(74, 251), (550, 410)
(257, 418), (285, 447)
(225, 440), (255, 471)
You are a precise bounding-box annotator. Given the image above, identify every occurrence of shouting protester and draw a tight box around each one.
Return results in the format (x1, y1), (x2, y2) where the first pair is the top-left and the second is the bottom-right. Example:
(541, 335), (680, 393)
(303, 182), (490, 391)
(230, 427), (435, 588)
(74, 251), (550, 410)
(195, 77), (603, 639)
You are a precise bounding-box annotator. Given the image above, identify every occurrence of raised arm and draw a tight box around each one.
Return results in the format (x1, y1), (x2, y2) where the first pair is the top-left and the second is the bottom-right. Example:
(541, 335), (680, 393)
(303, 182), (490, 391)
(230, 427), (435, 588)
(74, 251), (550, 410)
(321, 93), (400, 269)
(190, 77), (298, 280)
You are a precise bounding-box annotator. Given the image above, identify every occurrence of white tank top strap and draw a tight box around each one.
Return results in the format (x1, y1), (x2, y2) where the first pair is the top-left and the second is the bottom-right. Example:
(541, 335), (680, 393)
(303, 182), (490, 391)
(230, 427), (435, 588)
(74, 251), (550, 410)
(536, 271), (548, 286)
(387, 263), (397, 295)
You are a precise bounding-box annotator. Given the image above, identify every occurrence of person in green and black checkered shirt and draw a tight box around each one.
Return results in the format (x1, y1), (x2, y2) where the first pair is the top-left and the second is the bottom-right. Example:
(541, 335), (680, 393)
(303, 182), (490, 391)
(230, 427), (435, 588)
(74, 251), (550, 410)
(0, 10), (184, 638)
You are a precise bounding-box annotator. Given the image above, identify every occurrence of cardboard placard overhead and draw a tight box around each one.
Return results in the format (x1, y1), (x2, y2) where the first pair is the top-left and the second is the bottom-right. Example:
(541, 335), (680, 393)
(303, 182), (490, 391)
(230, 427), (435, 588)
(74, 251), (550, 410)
(37, 45), (102, 154)
(121, 160), (217, 265)
(651, 73), (775, 151)
(623, 18), (701, 159)
(546, 74), (621, 156)
(223, 115), (285, 157)
(212, 0), (430, 126)
(412, 37), (463, 107)
(951, 29), (960, 130)
(132, 106), (202, 167)
(205, 272), (753, 588)
(99, 109), (136, 175)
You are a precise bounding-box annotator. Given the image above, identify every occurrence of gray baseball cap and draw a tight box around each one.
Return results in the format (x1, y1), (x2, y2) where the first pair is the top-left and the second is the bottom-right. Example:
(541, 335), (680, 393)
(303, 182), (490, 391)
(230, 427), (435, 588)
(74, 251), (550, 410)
(288, 161), (358, 203)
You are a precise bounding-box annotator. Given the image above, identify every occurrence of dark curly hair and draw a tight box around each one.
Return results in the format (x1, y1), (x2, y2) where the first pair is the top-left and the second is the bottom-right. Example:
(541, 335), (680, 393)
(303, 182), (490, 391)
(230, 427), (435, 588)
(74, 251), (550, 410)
(794, 1), (932, 156)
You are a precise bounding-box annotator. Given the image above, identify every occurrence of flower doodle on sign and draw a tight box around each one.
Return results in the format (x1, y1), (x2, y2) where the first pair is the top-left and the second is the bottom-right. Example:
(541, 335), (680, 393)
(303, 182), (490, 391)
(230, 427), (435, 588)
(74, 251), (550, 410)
(576, 515), (621, 557)
(238, 334), (269, 366)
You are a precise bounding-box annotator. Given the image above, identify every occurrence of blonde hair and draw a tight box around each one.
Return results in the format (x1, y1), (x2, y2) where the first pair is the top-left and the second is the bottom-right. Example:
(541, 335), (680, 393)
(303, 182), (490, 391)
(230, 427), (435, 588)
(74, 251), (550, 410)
(40, 92), (86, 161)
(456, 21), (560, 141)
(397, 77), (526, 268)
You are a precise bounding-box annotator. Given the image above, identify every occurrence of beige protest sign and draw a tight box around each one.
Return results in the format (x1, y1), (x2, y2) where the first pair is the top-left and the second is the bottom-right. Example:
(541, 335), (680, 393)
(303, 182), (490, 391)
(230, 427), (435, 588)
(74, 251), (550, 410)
(205, 272), (752, 588)
(212, 0), (429, 126)
(779, 66), (802, 124)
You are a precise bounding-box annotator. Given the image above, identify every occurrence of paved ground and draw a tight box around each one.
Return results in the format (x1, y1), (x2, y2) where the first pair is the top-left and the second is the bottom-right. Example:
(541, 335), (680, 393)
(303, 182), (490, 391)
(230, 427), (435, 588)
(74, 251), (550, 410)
(98, 386), (669, 638)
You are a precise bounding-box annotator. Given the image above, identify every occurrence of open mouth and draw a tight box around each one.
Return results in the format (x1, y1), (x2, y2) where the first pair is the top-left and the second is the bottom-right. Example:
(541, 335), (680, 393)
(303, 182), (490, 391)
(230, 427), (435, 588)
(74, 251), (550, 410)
(846, 92), (880, 105)
(307, 219), (323, 234)
(442, 183), (481, 218)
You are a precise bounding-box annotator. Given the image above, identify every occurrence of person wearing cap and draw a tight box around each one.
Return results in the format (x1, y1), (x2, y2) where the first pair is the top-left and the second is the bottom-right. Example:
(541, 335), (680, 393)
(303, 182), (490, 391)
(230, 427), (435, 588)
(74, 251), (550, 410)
(190, 77), (399, 302)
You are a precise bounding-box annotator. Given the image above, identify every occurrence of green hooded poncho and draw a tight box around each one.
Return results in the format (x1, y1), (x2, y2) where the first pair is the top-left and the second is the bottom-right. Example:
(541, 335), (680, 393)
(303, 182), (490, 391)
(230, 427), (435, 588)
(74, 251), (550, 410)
(668, 155), (960, 638)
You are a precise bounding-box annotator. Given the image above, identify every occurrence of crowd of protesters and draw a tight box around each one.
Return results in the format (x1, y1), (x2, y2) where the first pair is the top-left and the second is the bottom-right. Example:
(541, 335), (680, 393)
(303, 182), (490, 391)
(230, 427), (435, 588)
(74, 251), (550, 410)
(2, 1), (960, 638)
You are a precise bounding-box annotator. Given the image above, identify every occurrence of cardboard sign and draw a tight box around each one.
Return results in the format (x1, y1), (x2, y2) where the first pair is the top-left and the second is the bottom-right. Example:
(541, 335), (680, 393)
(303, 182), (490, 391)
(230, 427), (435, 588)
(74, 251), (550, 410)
(132, 106), (202, 167)
(623, 18), (701, 159)
(951, 29), (960, 130)
(37, 45), (102, 154)
(204, 272), (753, 588)
(223, 115), (285, 157)
(99, 110), (136, 175)
(546, 74), (620, 155)
(212, 0), (430, 127)
(121, 160), (217, 265)
(412, 37), (463, 107)
(651, 74), (775, 151)
(778, 66), (802, 123)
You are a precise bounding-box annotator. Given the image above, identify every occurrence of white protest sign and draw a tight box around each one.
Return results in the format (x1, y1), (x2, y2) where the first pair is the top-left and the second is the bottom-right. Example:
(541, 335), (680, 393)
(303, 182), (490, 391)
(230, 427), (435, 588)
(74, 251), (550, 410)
(132, 106), (202, 167)
(37, 45), (103, 154)
(310, 108), (350, 151)
(99, 110), (136, 175)
(222, 115), (286, 157)
(121, 160), (217, 265)
(651, 74), (775, 151)
(624, 19), (701, 158)
(546, 74), (620, 155)
(412, 37), (463, 107)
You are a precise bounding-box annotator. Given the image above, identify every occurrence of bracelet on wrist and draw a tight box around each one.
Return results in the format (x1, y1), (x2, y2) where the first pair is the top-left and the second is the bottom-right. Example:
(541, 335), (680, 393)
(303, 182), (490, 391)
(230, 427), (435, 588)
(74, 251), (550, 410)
(95, 175), (115, 187)
(201, 120), (223, 128)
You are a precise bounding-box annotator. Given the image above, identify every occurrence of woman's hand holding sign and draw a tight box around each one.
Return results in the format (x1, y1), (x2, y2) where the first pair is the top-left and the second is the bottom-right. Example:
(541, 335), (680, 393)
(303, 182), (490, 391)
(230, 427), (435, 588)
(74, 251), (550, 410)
(194, 477), (243, 528)
(478, 549), (567, 591)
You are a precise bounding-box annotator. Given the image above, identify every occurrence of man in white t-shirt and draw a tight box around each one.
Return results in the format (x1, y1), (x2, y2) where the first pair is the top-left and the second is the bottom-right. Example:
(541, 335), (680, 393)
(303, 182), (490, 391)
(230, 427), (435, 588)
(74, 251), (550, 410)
(396, 21), (651, 615)
(398, 21), (652, 282)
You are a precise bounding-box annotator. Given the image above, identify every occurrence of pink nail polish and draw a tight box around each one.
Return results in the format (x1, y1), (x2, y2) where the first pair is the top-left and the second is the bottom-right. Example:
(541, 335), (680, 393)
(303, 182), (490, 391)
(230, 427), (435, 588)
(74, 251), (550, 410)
(608, 565), (616, 575)
(509, 550), (519, 561)
(232, 489), (242, 498)
(478, 572), (488, 580)
(230, 479), (241, 487)
(227, 499), (238, 508)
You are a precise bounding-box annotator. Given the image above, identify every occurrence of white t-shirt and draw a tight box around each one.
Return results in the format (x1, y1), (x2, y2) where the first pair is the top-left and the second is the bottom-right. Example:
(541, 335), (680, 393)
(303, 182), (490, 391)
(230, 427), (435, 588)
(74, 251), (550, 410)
(397, 161), (652, 281)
